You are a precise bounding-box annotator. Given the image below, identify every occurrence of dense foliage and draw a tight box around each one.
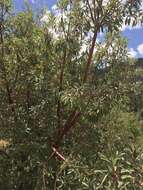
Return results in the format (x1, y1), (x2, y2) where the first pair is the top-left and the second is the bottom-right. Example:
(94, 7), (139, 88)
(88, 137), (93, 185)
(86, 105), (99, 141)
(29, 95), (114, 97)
(0, 0), (143, 189)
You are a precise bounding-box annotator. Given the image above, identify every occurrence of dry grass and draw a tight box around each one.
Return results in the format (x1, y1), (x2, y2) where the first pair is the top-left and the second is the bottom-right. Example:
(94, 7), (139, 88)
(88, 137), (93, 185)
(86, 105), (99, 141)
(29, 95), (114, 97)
(0, 140), (10, 150)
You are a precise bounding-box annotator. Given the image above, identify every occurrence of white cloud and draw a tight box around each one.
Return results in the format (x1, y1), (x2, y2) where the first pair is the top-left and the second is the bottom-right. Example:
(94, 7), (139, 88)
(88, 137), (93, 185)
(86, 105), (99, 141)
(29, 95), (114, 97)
(128, 48), (138, 58)
(98, 31), (104, 37)
(40, 10), (51, 22)
(103, 0), (127, 6)
(141, 2), (143, 10)
(137, 43), (143, 56)
(51, 4), (57, 10)
(121, 23), (142, 31)
(121, 16), (142, 31)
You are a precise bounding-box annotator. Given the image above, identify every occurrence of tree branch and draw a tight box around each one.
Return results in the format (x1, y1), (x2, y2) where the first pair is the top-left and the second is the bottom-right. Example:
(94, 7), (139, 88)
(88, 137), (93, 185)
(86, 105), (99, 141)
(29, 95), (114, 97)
(86, 0), (95, 23)
(54, 2), (100, 147)
(83, 27), (99, 83)
(57, 49), (67, 134)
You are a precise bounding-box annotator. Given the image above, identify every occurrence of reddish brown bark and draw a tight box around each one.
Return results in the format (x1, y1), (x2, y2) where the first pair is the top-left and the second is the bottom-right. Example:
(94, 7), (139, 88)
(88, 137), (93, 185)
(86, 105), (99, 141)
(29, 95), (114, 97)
(55, 109), (81, 146)
(83, 29), (98, 83)
(55, 27), (99, 145)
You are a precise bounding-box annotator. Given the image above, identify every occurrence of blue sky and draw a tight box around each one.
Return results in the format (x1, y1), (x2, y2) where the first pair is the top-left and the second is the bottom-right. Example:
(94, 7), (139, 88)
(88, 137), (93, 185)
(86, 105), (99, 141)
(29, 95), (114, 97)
(13, 0), (143, 58)
(121, 26), (143, 58)
(13, 0), (57, 11)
